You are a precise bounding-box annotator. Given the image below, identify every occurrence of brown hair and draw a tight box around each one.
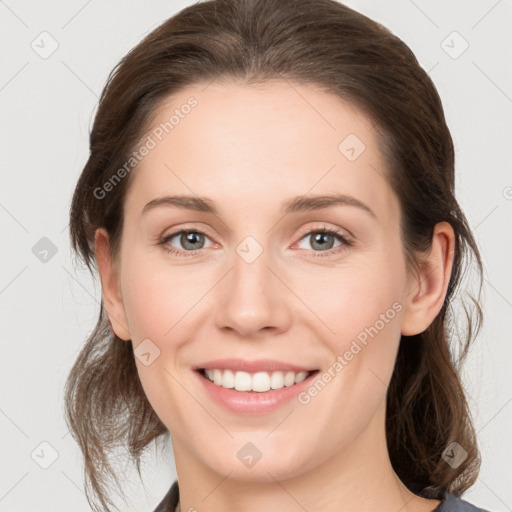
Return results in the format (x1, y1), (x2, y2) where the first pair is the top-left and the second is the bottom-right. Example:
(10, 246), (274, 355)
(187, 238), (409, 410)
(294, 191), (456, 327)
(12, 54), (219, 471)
(64, 0), (484, 510)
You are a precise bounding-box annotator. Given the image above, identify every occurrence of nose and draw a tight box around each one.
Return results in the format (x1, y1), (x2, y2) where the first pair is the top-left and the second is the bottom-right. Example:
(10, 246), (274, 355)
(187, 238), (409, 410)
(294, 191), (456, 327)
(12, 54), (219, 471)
(214, 243), (292, 338)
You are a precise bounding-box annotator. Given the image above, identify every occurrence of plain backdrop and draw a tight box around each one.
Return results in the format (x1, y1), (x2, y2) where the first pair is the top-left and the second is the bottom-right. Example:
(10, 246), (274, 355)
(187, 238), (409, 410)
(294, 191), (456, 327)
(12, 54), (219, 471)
(1, 1), (511, 511)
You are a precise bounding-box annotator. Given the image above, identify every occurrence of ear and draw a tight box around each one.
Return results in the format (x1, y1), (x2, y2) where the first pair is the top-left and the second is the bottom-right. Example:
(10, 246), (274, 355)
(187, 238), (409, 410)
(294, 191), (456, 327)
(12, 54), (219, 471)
(94, 228), (131, 341)
(401, 222), (456, 336)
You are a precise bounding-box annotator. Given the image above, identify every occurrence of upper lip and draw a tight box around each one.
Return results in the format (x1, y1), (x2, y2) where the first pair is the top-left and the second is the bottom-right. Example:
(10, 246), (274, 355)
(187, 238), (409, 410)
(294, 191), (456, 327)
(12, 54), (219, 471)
(193, 358), (317, 373)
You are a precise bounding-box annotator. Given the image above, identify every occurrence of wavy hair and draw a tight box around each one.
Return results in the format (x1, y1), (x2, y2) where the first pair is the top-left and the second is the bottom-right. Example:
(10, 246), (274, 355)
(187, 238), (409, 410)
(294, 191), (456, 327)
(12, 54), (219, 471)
(64, 0), (484, 510)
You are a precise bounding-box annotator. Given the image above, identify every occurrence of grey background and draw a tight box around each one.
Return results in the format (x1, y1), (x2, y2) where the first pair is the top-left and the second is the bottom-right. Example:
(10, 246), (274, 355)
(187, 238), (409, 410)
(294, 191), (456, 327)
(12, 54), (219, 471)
(1, 0), (511, 510)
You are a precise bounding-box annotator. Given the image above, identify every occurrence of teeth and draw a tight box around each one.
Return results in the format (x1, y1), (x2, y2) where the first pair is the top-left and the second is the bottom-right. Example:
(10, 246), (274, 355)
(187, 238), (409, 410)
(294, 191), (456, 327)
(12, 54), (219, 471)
(203, 369), (310, 392)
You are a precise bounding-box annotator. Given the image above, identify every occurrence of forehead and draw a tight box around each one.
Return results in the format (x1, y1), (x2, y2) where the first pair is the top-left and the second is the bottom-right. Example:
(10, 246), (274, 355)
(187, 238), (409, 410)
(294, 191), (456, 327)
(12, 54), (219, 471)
(124, 80), (398, 225)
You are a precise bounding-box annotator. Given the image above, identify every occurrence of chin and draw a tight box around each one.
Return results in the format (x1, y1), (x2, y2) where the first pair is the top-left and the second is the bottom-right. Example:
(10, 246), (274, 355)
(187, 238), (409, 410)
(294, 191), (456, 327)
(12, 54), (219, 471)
(202, 441), (316, 483)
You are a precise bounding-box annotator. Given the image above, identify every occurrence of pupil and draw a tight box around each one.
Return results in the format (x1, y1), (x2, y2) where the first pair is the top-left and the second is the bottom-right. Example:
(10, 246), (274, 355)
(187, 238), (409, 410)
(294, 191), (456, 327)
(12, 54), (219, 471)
(183, 232), (203, 249)
(312, 233), (333, 251)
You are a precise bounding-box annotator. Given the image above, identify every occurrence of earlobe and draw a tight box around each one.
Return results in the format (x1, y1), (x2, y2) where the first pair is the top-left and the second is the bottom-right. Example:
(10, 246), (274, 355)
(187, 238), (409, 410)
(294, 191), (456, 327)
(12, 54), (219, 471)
(401, 222), (456, 336)
(94, 228), (131, 341)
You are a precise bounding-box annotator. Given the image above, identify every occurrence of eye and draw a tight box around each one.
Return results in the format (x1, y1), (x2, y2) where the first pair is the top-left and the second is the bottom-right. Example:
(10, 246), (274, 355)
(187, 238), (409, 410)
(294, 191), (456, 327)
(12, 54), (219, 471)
(158, 225), (354, 258)
(295, 226), (354, 257)
(159, 229), (214, 256)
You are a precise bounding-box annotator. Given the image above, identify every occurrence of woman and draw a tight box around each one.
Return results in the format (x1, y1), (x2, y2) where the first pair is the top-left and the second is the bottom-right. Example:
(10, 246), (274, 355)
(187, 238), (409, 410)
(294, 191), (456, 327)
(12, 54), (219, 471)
(64, 0), (490, 510)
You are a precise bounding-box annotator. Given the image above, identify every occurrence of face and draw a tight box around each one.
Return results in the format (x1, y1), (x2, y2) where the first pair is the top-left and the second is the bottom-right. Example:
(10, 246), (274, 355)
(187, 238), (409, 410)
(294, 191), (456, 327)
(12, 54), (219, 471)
(98, 80), (436, 483)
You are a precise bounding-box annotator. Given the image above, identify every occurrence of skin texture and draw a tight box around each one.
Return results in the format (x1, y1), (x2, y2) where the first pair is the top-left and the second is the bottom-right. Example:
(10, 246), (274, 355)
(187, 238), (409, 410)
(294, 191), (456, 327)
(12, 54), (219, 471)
(95, 80), (455, 512)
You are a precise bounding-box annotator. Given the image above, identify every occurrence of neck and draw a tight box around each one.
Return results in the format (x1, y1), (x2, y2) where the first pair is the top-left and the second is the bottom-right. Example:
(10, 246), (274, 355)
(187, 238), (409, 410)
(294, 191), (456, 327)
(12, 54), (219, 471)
(171, 403), (440, 512)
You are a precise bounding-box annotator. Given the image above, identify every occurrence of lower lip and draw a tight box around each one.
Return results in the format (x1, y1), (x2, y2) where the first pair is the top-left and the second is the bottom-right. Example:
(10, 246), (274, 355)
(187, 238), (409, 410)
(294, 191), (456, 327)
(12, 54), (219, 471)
(194, 370), (319, 415)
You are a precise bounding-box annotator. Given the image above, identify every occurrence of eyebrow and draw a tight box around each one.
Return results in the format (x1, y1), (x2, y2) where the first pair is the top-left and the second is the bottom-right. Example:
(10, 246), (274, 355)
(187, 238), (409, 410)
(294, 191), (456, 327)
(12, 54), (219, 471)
(141, 193), (377, 220)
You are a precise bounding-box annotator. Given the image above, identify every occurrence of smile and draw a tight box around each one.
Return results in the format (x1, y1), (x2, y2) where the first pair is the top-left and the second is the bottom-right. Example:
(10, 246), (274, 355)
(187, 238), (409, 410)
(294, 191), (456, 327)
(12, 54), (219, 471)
(199, 368), (317, 392)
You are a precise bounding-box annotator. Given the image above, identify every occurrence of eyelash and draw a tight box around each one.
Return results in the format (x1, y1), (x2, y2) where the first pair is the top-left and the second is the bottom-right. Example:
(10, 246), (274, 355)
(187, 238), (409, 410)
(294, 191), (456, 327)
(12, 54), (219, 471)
(158, 226), (354, 258)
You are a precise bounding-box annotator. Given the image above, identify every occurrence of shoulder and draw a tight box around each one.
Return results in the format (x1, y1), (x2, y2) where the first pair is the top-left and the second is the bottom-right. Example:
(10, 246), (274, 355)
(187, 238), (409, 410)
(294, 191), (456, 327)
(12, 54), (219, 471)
(435, 493), (492, 512)
(152, 480), (179, 512)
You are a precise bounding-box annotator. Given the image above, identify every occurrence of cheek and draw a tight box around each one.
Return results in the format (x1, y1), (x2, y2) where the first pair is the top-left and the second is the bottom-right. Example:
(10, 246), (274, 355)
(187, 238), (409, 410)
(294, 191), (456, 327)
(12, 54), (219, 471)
(301, 262), (403, 337)
(120, 256), (201, 343)
(119, 257), (202, 421)
(306, 258), (405, 384)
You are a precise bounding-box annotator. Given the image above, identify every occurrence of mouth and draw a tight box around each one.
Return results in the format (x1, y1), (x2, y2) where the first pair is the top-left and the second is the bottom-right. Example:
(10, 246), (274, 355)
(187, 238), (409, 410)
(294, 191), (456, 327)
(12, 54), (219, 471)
(195, 368), (320, 393)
